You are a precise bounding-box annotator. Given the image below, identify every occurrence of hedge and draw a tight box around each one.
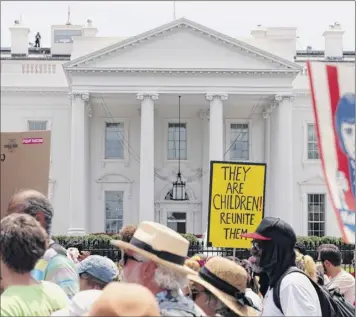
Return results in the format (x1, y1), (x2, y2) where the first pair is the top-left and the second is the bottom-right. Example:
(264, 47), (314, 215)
(53, 232), (199, 247)
(53, 233), (353, 248)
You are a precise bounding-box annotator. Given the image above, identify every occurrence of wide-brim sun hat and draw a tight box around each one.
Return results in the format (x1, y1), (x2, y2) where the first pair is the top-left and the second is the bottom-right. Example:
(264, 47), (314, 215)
(111, 221), (197, 276)
(188, 256), (258, 317)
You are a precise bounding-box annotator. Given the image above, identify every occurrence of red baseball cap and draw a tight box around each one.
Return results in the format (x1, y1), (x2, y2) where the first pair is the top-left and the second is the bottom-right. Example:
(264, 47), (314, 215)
(241, 217), (296, 243)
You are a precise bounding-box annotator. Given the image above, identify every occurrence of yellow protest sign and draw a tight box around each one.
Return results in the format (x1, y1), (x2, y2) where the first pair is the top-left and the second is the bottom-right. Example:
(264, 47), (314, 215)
(208, 161), (266, 248)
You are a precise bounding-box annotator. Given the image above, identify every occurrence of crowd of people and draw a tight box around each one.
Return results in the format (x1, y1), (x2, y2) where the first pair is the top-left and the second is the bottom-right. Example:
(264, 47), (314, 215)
(0, 189), (355, 316)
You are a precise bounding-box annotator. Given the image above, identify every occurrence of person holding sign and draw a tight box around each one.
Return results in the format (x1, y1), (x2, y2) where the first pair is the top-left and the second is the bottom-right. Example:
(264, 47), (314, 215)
(241, 217), (322, 316)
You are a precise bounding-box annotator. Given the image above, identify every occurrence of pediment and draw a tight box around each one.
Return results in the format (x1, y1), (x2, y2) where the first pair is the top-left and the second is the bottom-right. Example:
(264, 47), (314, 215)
(299, 175), (325, 186)
(64, 18), (302, 73)
(96, 173), (132, 183)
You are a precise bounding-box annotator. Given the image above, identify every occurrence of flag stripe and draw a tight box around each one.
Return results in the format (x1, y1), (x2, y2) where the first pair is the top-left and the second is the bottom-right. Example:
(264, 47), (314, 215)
(307, 61), (348, 242)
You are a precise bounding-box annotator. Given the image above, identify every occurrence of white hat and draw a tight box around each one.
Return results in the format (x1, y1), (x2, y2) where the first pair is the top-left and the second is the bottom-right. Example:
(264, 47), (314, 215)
(111, 221), (196, 275)
(51, 290), (102, 316)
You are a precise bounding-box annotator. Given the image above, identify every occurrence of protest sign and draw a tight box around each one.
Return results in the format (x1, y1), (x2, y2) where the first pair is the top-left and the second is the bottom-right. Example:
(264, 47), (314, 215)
(208, 161), (266, 248)
(307, 62), (355, 244)
(1, 131), (51, 218)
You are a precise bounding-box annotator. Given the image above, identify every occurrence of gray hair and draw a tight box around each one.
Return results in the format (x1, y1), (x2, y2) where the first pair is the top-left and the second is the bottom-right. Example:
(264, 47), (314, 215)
(135, 254), (188, 290)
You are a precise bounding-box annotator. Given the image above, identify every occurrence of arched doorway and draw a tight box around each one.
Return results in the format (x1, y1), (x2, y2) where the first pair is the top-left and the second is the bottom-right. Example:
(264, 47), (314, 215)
(155, 186), (201, 234)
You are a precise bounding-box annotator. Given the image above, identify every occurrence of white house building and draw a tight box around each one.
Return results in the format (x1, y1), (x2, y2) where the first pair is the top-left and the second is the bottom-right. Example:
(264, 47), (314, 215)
(1, 18), (355, 237)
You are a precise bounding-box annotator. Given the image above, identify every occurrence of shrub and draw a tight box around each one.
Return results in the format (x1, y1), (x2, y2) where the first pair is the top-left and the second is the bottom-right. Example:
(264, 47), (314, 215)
(181, 233), (198, 244)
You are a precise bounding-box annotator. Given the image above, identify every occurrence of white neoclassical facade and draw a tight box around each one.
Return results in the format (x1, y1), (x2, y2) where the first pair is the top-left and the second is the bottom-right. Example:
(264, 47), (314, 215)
(1, 18), (355, 237)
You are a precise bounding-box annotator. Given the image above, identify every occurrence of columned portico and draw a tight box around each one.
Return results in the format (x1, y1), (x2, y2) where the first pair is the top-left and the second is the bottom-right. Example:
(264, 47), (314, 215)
(67, 92), (91, 236)
(137, 93), (158, 222)
(206, 94), (228, 161)
(270, 95), (295, 223)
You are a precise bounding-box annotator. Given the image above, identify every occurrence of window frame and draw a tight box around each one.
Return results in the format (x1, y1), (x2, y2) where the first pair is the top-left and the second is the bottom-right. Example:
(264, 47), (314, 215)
(167, 122), (188, 161)
(25, 118), (52, 163)
(303, 121), (320, 163)
(306, 193), (327, 237)
(103, 190), (125, 234)
(101, 118), (130, 163)
(163, 118), (190, 164)
(225, 119), (252, 162)
(27, 120), (48, 131)
(25, 118), (52, 131)
(166, 211), (187, 234)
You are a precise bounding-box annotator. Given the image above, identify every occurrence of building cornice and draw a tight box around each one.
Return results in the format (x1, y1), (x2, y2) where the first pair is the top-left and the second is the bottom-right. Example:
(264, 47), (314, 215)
(63, 18), (302, 71)
(66, 67), (299, 77)
(1, 87), (69, 94)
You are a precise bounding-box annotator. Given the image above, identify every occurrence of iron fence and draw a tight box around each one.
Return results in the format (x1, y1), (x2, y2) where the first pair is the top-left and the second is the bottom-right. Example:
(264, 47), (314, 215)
(56, 238), (355, 272)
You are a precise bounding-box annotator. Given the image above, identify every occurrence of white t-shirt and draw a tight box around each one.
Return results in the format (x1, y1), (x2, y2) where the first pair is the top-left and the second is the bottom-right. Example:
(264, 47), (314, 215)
(261, 272), (322, 316)
(327, 270), (355, 304)
(245, 288), (262, 312)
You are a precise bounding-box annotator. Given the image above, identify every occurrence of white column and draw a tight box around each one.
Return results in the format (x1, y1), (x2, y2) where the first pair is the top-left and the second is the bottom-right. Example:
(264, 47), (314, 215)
(137, 93), (158, 222)
(271, 95), (294, 224)
(199, 110), (210, 234)
(206, 94), (228, 161)
(67, 92), (91, 236)
(262, 102), (275, 217)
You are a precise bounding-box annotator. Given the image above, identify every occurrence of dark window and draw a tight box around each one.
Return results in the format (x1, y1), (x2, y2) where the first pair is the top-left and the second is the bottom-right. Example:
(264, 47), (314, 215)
(307, 194), (326, 237)
(167, 212), (187, 234)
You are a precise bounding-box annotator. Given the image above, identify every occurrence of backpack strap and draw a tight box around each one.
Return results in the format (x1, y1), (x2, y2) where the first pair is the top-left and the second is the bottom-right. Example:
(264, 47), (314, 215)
(272, 267), (304, 314)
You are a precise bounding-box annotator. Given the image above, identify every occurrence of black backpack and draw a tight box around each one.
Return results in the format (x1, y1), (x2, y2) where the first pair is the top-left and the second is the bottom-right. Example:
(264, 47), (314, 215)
(273, 267), (355, 317)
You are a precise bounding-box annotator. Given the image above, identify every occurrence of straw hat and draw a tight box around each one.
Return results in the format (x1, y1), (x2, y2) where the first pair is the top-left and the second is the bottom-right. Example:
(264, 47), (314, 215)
(188, 256), (258, 316)
(86, 282), (160, 316)
(111, 221), (197, 275)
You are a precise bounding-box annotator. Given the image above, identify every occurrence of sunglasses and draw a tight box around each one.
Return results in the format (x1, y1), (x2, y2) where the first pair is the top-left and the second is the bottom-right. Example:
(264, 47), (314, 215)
(252, 241), (261, 251)
(122, 253), (142, 266)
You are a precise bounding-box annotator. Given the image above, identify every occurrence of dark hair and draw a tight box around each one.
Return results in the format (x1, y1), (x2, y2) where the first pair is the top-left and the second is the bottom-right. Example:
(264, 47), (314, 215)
(8, 190), (54, 235)
(79, 273), (110, 290)
(0, 213), (48, 273)
(294, 243), (306, 255)
(318, 244), (342, 266)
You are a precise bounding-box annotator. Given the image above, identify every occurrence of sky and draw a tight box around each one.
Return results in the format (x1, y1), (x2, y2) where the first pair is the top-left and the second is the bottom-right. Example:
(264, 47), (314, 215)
(1, 1), (355, 50)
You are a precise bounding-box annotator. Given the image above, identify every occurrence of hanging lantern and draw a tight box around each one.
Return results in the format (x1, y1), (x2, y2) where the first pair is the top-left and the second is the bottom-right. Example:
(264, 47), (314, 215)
(171, 96), (187, 201)
(172, 172), (187, 201)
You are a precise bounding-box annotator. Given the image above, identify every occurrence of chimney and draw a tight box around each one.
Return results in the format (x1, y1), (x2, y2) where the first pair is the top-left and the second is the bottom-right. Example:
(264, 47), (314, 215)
(323, 22), (344, 59)
(251, 25), (267, 38)
(250, 25), (297, 62)
(83, 19), (97, 37)
(9, 19), (30, 56)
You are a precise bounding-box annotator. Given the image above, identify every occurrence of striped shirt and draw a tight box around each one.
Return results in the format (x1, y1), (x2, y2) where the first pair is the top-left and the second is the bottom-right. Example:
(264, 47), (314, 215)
(31, 241), (79, 299)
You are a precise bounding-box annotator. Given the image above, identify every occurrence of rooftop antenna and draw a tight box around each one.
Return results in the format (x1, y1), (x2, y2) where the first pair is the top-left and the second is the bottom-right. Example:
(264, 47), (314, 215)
(173, 1), (176, 20)
(66, 6), (71, 25)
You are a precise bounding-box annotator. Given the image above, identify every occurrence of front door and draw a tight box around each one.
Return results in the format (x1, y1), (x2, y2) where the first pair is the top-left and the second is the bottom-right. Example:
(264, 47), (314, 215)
(167, 211), (187, 234)
(156, 202), (194, 234)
